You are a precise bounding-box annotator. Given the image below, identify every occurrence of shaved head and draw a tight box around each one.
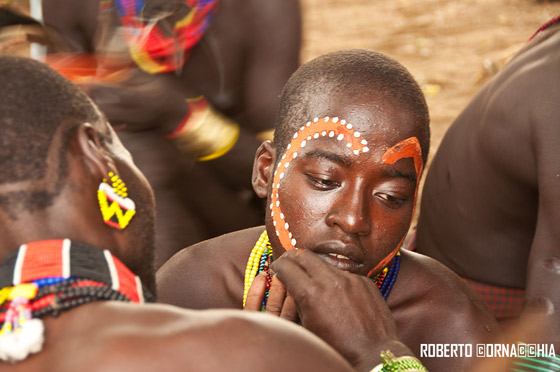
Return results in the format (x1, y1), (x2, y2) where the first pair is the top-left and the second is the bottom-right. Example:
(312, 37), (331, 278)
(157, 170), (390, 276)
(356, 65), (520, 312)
(0, 55), (108, 218)
(273, 49), (430, 164)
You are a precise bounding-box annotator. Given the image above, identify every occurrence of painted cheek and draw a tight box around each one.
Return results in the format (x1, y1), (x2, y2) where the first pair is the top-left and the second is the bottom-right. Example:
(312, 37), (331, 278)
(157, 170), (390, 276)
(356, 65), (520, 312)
(269, 116), (369, 250)
(368, 136), (423, 276)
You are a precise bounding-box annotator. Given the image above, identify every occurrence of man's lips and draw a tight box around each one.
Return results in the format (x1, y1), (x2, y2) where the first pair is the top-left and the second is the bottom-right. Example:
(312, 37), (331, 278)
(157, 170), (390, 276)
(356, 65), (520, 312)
(309, 241), (365, 272)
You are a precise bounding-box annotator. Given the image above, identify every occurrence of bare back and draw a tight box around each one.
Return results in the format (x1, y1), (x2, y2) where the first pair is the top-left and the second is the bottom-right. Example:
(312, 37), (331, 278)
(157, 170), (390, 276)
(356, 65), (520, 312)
(416, 22), (560, 289)
(4, 301), (352, 372)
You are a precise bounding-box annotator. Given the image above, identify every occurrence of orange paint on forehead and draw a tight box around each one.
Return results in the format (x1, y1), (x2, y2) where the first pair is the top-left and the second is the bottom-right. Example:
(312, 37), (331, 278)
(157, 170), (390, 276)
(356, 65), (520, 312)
(270, 116), (369, 251)
(382, 136), (423, 178)
(367, 136), (423, 277)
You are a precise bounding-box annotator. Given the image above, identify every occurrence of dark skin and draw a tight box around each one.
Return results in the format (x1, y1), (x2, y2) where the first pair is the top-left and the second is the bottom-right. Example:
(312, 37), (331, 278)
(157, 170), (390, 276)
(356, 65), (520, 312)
(157, 92), (500, 372)
(0, 112), (357, 372)
(416, 22), (560, 346)
(4, 302), (354, 372)
(40, 0), (302, 267)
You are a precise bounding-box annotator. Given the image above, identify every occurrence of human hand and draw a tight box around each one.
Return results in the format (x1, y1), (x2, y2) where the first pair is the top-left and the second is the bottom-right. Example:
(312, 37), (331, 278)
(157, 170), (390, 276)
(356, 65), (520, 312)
(80, 69), (189, 134)
(271, 249), (406, 370)
(243, 272), (298, 323)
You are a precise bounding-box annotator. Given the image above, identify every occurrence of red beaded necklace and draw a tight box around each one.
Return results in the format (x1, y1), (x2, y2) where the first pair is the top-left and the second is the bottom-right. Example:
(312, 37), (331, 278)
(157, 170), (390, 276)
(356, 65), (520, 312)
(243, 231), (400, 311)
(0, 239), (154, 362)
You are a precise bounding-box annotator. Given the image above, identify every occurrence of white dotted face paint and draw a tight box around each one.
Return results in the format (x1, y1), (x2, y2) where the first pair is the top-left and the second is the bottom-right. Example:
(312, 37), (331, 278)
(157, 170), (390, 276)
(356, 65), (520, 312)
(270, 116), (369, 251)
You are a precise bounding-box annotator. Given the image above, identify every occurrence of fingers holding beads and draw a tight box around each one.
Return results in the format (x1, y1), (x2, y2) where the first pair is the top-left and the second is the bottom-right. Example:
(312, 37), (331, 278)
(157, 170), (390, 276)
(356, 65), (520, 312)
(244, 272), (267, 312)
(265, 276), (298, 323)
(244, 272), (299, 323)
(271, 248), (401, 368)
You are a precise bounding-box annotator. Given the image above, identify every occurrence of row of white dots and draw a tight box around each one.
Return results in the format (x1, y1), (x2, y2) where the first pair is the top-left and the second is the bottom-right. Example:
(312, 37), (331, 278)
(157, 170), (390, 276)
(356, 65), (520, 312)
(272, 116), (373, 250)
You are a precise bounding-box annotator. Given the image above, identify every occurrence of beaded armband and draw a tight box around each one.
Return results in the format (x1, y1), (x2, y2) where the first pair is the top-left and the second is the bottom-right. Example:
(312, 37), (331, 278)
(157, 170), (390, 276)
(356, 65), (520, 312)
(512, 354), (560, 371)
(370, 351), (428, 372)
(165, 96), (240, 162)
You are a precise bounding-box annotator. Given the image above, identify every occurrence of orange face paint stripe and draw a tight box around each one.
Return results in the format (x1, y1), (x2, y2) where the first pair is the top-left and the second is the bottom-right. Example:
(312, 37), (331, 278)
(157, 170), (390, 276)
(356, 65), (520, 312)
(367, 136), (423, 276)
(270, 116), (369, 250)
(381, 136), (423, 178)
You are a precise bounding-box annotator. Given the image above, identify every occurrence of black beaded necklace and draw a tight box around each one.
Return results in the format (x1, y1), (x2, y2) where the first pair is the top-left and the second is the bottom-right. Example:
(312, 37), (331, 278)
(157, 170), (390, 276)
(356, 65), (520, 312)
(0, 239), (154, 362)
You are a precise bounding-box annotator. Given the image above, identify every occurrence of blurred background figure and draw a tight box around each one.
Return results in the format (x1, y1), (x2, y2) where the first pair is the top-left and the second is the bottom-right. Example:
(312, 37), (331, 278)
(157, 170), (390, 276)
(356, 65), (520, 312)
(0, 0), (302, 268)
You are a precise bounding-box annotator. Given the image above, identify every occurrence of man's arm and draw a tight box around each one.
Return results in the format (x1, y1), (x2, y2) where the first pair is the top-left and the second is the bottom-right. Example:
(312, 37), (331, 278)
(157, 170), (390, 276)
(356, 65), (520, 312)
(42, 0), (99, 52)
(156, 240), (239, 310)
(523, 46), (560, 350)
(194, 0), (302, 190)
(240, 0), (302, 133)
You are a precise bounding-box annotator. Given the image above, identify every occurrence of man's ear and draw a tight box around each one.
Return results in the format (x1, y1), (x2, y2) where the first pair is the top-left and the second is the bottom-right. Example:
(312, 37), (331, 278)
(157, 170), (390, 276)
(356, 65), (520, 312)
(75, 123), (115, 179)
(252, 141), (276, 198)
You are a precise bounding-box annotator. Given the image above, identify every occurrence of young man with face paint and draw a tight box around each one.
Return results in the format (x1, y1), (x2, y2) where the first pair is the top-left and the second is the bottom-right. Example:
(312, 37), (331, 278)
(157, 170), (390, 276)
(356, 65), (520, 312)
(157, 49), (500, 372)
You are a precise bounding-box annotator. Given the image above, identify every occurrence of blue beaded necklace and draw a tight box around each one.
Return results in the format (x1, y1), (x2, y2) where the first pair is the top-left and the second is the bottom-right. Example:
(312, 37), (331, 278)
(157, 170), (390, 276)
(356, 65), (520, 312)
(246, 232), (401, 310)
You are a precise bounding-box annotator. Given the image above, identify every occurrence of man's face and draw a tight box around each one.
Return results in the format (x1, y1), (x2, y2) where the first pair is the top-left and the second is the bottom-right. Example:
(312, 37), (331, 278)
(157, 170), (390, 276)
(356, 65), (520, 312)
(265, 95), (423, 277)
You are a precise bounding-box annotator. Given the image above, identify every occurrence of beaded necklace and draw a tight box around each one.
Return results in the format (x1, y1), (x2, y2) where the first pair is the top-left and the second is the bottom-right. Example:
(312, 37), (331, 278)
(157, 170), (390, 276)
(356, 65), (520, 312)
(529, 15), (560, 41)
(0, 239), (155, 362)
(243, 231), (273, 308)
(242, 230), (401, 310)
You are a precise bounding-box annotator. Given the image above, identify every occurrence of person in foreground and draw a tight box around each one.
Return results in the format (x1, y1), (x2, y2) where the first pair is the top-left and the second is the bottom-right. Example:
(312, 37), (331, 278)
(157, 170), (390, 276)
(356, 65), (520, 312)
(157, 48), (501, 372)
(415, 15), (560, 345)
(0, 55), (418, 372)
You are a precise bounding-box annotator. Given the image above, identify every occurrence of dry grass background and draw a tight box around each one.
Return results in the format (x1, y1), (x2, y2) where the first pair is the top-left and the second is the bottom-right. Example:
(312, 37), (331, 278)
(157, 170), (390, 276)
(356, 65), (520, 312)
(299, 0), (560, 224)
(300, 0), (560, 155)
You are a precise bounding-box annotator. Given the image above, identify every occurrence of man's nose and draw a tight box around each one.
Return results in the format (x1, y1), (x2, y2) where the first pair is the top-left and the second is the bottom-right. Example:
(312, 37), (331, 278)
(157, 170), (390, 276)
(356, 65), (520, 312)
(325, 185), (371, 235)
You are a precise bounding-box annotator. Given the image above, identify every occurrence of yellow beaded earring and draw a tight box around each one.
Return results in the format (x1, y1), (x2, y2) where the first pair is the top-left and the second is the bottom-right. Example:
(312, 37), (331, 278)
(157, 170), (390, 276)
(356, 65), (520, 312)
(97, 171), (136, 229)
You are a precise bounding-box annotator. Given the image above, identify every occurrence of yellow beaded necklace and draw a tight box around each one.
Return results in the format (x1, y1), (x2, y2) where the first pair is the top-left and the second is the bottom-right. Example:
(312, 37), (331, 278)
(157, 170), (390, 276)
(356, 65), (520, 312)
(242, 230), (271, 307)
(242, 230), (401, 308)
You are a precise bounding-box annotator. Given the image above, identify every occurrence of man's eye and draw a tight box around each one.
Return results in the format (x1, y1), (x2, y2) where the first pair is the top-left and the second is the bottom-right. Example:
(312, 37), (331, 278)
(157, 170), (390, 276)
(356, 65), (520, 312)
(306, 175), (339, 189)
(376, 193), (406, 208)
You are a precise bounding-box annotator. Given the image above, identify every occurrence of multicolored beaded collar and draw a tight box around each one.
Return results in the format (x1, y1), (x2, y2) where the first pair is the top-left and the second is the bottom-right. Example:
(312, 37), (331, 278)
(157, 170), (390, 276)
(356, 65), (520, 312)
(529, 14), (560, 41)
(242, 230), (401, 310)
(0, 239), (154, 362)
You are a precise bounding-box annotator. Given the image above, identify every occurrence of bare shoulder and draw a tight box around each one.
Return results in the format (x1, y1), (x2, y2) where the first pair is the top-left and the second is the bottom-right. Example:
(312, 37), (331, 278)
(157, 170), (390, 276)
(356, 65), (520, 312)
(7, 302), (351, 372)
(490, 23), (560, 128)
(157, 226), (264, 271)
(390, 250), (499, 343)
(387, 251), (500, 371)
(156, 227), (265, 309)
(520, 26), (560, 144)
(77, 302), (352, 372)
